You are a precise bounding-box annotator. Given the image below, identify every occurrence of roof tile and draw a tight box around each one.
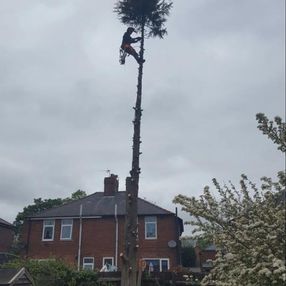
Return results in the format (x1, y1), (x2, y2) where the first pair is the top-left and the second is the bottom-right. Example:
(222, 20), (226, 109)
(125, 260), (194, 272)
(30, 192), (173, 218)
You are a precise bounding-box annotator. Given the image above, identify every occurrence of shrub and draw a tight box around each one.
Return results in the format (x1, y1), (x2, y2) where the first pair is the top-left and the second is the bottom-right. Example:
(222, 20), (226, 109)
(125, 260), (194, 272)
(1, 258), (99, 286)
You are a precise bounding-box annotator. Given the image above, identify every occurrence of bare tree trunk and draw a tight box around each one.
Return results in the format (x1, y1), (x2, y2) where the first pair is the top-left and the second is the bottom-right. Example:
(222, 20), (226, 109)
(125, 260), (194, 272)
(121, 24), (145, 286)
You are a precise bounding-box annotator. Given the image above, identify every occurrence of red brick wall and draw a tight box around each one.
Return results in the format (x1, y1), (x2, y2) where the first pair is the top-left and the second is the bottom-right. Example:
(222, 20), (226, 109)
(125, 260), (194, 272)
(200, 250), (216, 262)
(194, 246), (216, 267)
(137, 216), (179, 266)
(0, 225), (14, 252)
(23, 219), (80, 266)
(22, 214), (180, 270)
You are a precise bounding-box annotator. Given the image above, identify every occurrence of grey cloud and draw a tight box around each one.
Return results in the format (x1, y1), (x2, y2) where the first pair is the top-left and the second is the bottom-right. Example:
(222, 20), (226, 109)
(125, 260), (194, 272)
(0, 1), (284, 235)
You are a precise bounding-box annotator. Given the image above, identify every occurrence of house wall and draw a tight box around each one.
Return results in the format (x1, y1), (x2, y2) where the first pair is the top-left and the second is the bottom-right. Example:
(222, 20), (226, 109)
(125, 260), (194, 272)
(137, 215), (179, 266)
(22, 214), (180, 270)
(194, 246), (216, 267)
(200, 250), (216, 263)
(0, 224), (14, 252)
(23, 219), (80, 266)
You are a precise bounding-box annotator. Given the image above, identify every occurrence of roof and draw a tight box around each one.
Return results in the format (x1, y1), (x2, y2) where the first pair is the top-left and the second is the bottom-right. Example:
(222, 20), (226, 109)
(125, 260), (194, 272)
(0, 268), (34, 285)
(29, 192), (175, 218)
(0, 269), (19, 285)
(0, 219), (14, 229)
(204, 244), (216, 251)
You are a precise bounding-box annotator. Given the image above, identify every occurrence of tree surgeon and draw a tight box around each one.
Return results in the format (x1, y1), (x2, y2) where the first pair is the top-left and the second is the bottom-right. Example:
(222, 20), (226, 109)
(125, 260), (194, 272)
(121, 27), (145, 64)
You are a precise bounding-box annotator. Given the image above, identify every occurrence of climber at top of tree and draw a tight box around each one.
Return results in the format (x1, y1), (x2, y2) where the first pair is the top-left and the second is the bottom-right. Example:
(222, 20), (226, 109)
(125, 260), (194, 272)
(121, 27), (145, 64)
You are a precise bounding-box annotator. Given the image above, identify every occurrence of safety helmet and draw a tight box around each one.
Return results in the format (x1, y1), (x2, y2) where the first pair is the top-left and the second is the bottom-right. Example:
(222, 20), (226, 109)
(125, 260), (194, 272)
(127, 27), (135, 33)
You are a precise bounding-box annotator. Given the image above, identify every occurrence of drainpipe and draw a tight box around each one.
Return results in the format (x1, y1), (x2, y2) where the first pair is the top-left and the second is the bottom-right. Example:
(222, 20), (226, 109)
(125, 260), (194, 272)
(77, 204), (83, 271)
(115, 204), (118, 268)
(175, 207), (182, 266)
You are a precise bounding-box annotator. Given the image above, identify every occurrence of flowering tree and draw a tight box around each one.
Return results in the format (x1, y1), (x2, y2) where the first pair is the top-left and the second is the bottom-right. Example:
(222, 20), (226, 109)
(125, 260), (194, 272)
(174, 114), (286, 286)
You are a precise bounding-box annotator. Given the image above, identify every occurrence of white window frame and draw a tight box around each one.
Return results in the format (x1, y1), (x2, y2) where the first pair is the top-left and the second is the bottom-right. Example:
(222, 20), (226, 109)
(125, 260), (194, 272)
(144, 216), (157, 239)
(42, 219), (55, 241)
(143, 258), (170, 272)
(102, 257), (114, 267)
(160, 258), (170, 271)
(60, 219), (73, 240)
(83, 257), (94, 271)
(32, 258), (56, 262)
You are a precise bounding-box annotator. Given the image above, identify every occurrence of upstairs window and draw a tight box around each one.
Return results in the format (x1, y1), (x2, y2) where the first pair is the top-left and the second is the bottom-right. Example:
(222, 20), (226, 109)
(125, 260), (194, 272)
(83, 257), (94, 271)
(145, 216), (157, 239)
(42, 220), (55, 241)
(60, 219), (73, 240)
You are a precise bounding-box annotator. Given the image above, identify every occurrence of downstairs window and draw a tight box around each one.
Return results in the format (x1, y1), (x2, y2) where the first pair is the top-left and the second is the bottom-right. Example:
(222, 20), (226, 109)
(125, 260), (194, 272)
(83, 257), (94, 271)
(143, 258), (170, 272)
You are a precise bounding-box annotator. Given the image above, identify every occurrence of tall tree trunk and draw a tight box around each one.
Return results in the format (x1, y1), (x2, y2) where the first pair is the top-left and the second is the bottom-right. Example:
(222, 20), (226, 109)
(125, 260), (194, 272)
(121, 24), (145, 286)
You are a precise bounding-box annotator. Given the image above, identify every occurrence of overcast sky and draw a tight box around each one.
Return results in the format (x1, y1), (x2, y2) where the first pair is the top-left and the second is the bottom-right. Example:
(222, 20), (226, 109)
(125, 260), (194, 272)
(0, 0), (284, 235)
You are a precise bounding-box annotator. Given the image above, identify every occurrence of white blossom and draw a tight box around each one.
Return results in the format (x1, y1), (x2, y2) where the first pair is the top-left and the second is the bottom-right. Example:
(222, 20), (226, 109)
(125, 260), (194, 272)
(174, 115), (286, 286)
(224, 253), (234, 260)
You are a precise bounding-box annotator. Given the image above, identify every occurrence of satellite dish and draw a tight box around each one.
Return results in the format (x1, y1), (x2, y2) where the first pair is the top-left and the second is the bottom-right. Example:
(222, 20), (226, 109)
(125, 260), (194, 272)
(168, 240), (177, 248)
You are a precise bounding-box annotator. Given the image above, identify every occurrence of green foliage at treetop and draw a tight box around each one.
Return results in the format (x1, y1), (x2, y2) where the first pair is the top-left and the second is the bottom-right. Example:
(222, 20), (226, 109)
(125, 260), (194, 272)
(114, 0), (173, 38)
(14, 190), (87, 234)
(174, 114), (286, 286)
(1, 258), (98, 286)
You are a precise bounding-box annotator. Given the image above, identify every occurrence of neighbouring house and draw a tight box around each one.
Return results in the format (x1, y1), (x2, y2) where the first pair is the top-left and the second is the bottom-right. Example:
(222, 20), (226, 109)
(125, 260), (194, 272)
(0, 218), (15, 253)
(180, 237), (217, 273)
(21, 174), (184, 272)
(195, 244), (216, 272)
(0, 268), (34, 286)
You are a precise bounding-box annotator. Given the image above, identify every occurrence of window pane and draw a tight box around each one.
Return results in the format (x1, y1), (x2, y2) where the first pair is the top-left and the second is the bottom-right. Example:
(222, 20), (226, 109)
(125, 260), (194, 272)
(145, 216), (156, 222)
(44, 226), (53, 239)
(84, 258), (94, 264)
(146, 223), (156, 238)
(44, 220), (54, 226)
(83, 257), (94, 271)
(145, 259), (160, 272)
(161, 260), (169, 271)
(62, 219), (72, 225)
(61, 225), (72, 239)
(104, 258), (113, 266)
(145, 217), (157, 239)
(83, 264), (93, 271)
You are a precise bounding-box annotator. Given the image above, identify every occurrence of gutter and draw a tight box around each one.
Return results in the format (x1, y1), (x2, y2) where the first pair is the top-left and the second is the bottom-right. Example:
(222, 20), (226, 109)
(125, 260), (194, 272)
(115, 204), (118, 268)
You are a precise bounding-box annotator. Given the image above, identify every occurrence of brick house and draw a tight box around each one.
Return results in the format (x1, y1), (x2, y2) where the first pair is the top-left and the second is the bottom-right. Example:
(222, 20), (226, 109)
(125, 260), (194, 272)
(21, 175), (183, 272)
(194, 244), (216, 271)
(0, 218), (15, 253)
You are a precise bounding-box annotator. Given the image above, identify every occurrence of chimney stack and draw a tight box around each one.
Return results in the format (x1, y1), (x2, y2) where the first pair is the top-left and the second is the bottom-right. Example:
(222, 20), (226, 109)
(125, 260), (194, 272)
(104, 174), (119, 196)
